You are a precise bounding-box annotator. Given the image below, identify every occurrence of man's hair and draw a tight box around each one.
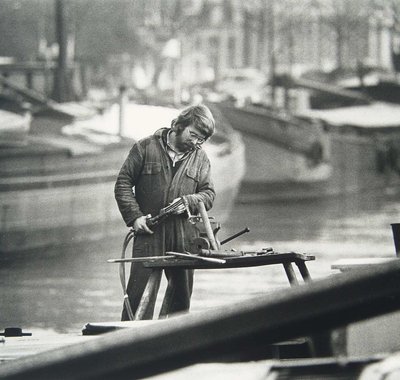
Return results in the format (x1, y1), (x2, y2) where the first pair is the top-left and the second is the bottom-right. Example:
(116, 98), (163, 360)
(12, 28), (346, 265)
(171, 104), (215, 138)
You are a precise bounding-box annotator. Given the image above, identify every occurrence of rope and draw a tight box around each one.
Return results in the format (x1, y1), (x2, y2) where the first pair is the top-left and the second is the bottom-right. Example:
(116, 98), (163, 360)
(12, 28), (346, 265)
(119, 228), (135, 321)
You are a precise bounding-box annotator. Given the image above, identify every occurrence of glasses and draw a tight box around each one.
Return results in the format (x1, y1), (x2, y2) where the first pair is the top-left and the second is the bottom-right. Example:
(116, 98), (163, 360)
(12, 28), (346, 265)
(188, 130), (206, 145)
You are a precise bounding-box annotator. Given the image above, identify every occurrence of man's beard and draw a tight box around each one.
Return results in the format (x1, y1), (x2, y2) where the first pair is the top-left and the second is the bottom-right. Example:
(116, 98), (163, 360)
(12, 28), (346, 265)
(175, 129), (195, 152)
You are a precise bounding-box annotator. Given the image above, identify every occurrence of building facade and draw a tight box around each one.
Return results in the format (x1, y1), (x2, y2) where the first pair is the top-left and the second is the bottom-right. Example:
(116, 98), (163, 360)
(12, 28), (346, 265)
(179, 0), (395, 88)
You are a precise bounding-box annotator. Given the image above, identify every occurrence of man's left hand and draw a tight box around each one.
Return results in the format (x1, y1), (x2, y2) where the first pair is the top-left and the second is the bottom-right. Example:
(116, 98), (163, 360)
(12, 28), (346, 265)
(170, 198), (187, 215)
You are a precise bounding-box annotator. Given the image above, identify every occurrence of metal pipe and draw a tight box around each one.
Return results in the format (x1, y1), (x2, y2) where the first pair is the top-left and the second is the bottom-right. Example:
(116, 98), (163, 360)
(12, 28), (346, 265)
(118, 85), (128, 137)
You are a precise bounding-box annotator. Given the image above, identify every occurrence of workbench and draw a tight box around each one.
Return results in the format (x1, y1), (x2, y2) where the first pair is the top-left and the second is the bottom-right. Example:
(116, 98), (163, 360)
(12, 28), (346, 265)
(135, 252), (315, 320)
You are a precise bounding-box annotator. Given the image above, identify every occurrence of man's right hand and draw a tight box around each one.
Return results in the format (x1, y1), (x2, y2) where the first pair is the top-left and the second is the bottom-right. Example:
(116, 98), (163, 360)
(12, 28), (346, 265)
(133, 215), (154, 234)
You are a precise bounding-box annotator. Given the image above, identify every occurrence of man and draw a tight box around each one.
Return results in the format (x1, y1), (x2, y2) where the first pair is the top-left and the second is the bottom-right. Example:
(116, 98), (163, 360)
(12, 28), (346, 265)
(114, 104), (216, 320)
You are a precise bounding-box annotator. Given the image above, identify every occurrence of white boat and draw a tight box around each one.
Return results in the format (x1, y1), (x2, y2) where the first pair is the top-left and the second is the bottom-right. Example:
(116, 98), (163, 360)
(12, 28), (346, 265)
(0, 102), (245, 254)
(63, 101), (246, 222)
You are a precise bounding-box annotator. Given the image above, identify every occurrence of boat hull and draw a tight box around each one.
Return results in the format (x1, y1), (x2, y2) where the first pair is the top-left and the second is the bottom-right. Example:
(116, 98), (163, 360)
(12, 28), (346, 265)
(0, 173), (242, 254)
(216, 102), (400, 200)
(0, 108), (245, 254)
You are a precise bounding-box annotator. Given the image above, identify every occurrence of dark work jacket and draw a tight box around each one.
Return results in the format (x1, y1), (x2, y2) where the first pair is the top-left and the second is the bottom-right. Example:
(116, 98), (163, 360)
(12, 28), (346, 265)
(114, 128), (216, 256)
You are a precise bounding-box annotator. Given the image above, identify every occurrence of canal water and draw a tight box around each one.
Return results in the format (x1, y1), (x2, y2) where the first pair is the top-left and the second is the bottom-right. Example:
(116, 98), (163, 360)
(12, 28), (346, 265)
(0, 190), (399, 334)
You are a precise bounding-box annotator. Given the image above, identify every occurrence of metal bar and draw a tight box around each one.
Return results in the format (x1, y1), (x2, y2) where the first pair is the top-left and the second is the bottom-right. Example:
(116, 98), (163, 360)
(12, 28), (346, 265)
(220, 227), (250, 245)
(108, 256), (176, 263)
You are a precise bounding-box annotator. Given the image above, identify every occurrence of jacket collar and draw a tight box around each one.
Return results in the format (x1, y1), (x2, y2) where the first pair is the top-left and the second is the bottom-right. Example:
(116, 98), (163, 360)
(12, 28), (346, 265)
(154, 127), (202, 153)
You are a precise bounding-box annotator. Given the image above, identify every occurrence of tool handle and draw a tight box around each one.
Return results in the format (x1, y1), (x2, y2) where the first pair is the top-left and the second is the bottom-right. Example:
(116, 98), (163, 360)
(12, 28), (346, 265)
(146, 213), (166, 227)
(198, 201), (219, 250)
(220, 227), (250, 245)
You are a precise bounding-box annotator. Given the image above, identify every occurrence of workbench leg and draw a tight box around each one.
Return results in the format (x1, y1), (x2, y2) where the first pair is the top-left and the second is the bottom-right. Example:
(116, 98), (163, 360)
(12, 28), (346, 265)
(135, 269), (162, 320)
(295, 261), (312, 283)
(283, 263), (299, 287)
(158, 277), (175, 319)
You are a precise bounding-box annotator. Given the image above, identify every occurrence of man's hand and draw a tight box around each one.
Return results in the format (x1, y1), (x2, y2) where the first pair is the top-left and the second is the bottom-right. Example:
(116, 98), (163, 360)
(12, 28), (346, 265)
(170, 198), (187, 215)
(133, 215), (154, 234)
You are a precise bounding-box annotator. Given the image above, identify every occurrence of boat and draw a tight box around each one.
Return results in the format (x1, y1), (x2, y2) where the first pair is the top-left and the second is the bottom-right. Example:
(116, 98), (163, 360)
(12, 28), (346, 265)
(301, 66), (400, 106)
(0, 82), (245, 254)
(213, 79), (400, 201)
(0, 109), (31, 147)
(1, 257), (400, 379)
(62, 100), (245, 222)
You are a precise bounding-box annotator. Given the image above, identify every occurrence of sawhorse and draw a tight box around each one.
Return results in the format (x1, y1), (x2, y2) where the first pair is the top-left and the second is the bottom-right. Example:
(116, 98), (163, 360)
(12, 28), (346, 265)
(134, 252), (315, 320)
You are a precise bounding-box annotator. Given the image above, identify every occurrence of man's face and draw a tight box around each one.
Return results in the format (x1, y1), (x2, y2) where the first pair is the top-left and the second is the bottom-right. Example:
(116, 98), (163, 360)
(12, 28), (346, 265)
(175, 125), (207, 151)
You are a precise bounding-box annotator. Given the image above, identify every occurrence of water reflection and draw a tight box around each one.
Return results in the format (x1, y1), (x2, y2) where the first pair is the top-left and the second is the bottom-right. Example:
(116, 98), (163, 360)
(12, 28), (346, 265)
(227, 191), (399, 244)
(1, 191), (399, 332)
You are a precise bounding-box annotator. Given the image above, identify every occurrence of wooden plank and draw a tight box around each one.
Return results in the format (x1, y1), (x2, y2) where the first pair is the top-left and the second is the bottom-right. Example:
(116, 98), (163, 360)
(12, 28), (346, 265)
(331, 258), (397, 272)
(109, 253), (314, 267)
(142, 252), (315, 270)
(264, 356), (382, 380)
(1, 260), (400, 380)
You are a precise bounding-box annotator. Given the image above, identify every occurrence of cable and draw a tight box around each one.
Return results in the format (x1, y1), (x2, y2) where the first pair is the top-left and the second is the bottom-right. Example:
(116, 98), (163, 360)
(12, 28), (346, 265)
(119, 228), (135, 321)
